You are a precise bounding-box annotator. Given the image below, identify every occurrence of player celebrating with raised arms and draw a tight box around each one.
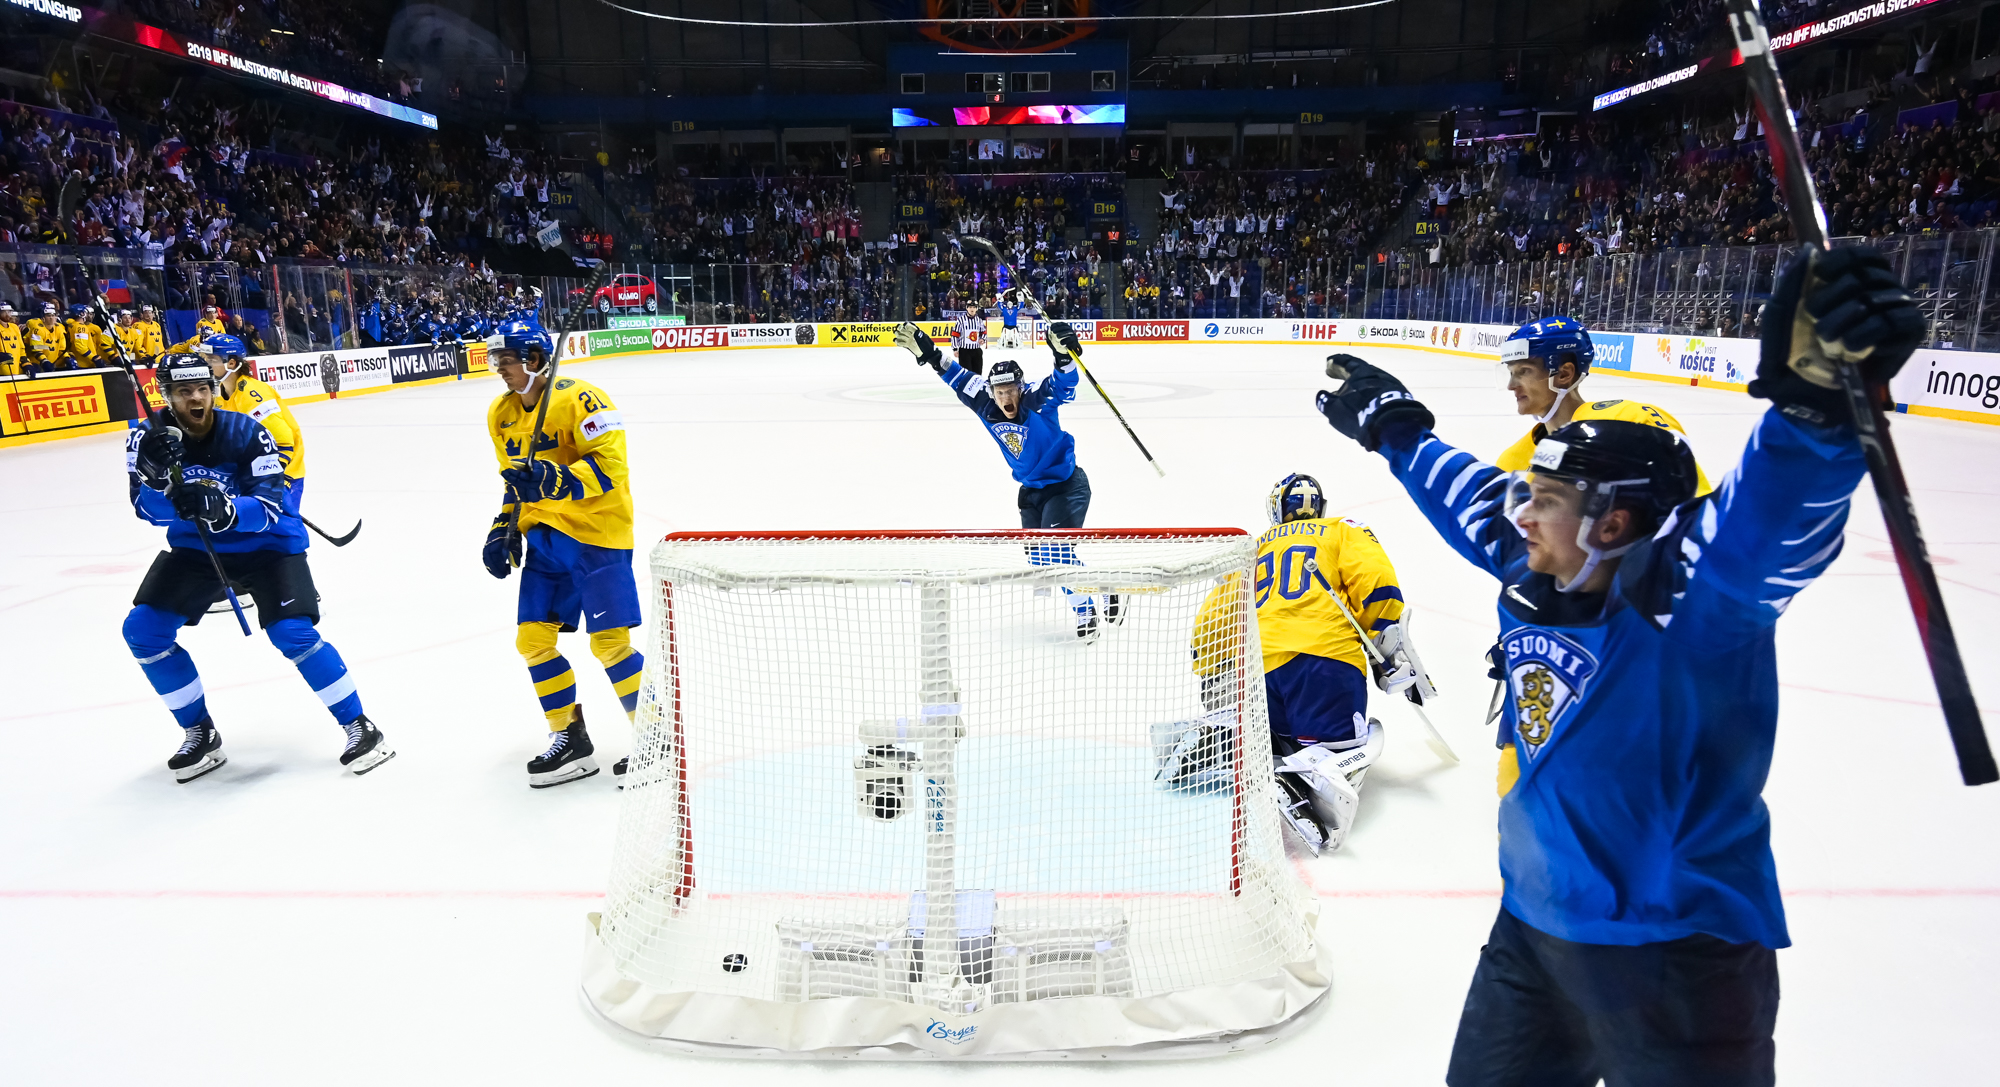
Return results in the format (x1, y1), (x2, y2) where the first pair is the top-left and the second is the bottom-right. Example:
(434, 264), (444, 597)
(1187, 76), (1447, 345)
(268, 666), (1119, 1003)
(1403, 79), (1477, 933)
(1312, 246), (1924, 1084)
(893, 318), (1115, 636)
(481, 320), (644, 788)
(996, 287), (1039, 350)
(122, 355), (392, 782)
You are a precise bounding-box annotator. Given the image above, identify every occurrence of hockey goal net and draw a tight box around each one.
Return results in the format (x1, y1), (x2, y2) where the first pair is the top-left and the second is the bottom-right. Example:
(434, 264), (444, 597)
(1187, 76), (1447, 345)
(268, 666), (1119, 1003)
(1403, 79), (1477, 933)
(583, 529), (1327, 1058)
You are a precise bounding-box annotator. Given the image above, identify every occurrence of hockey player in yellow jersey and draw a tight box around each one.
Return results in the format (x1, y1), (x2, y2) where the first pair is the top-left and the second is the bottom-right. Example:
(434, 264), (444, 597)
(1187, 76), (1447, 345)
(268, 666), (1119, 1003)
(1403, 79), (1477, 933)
(0, 303), (23, 376)
(65, 305), (113, 367)
(113, 309), (152, 365)
(481, 319), (643, 790)
(201, 333), (306, 512)
(135, 304), (166, 360)
(1493, 316), (1711, 494)
(26, 302), (70, 373)
(169, 305), (228, 354)
(1182, 474), (1416, 853)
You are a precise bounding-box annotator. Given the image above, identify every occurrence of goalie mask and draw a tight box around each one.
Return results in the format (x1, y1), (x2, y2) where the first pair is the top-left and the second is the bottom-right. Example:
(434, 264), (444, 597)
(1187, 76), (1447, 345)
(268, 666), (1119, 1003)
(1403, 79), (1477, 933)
(1503, 419), (1698, 592)
(1267, 473), (1325, 525)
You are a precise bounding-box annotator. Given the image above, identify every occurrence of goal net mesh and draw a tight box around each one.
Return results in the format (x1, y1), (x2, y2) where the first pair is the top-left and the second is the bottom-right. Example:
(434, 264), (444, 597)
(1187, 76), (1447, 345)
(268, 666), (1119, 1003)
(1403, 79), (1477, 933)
(596, 530), (1316, 1044)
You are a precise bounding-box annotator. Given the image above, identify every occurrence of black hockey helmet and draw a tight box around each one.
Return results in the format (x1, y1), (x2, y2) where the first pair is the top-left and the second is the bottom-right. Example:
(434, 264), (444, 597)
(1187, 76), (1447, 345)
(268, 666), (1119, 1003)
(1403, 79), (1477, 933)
(987, 359), (1025, 387)
(1526, 418), (1698, 524)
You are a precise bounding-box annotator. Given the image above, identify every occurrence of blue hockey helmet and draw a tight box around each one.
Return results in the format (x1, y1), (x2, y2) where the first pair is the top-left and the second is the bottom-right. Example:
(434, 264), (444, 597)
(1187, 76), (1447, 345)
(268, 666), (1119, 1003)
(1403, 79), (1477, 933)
(1267, 472), (1326, 525)
(69, 303), (90, 321)
(198, 333), (248, 360)
(1501, 316), (1594, 376)
(487, 318), (553, 362)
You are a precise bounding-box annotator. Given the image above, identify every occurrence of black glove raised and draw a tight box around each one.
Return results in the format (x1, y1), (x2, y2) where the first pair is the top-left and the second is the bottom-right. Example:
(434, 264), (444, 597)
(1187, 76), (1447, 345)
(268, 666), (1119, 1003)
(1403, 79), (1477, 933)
(1316, 354), (1435, 451)
(134, 425), (184, 491)
(1753, 246), (1924, 426)
(1046, 321), (1082, 363)
(893, 322), (943, 371)
(171, 478), (238, 533)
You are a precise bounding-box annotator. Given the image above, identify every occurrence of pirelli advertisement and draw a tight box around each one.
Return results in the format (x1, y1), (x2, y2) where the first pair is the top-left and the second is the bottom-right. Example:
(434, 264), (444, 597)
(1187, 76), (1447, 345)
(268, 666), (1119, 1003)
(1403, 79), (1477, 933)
(0, 368), (143, 439)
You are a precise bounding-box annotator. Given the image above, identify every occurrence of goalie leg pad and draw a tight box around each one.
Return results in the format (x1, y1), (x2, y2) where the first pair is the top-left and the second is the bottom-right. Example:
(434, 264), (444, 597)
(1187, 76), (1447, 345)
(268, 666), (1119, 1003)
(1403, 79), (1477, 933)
(1276, 719), (1385, 850)
(1151, 715), (1237, 793)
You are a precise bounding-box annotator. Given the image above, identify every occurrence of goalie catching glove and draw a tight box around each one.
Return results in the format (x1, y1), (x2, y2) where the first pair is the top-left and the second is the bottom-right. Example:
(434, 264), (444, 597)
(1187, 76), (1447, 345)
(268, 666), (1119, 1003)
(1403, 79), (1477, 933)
(1317, 355), (1435, 451)
(1753, 246), (1923, 427)
(893, 322), (944, 371)
(1369, 620), (1436, 705)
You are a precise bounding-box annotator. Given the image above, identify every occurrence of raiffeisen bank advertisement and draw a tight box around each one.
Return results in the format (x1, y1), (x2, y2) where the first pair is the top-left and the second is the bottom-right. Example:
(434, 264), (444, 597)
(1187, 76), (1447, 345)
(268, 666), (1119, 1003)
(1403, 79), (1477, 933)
(85, 10), (438, 130)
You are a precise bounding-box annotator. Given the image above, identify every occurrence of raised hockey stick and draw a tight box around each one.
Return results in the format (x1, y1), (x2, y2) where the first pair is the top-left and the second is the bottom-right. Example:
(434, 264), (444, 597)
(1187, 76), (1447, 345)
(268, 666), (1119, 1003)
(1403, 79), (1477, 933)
(505, 263), (610, 565)
(79, 270), (252, 636)
(1727, 0), (1995, 787)
(960, 234), (1167, 477)
(1307, 557), (1458, 764)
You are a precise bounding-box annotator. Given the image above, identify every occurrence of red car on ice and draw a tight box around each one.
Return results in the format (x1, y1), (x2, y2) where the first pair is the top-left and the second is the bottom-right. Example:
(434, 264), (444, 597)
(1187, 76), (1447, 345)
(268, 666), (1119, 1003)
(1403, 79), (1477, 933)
(592, 273), (659, 314)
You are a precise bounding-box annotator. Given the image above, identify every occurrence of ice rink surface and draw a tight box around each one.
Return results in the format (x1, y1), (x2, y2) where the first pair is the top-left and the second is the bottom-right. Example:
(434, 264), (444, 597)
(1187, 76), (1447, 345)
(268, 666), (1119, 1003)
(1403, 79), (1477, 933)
(3, 339), (1997, 1084)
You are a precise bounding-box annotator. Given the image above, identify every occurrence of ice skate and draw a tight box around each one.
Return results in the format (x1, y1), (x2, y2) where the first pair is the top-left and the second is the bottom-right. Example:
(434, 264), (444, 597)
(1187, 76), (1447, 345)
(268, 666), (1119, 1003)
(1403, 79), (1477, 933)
(528, 708), (598, 788)
(339, 715), (396, 775)
(1274, 771), (1329, 854)
(168, 718), (226, 783)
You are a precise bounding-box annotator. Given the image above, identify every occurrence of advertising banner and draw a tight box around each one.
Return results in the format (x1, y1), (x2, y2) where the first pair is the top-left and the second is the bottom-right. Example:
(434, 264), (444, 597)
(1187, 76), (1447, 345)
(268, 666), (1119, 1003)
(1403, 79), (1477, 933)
(606, 314), (689, 330)
(811, 321), (953, 347)
(1193, 320), (1274, 341)
(388, 342), (462, 385)
(728, 323), (801, 347)
(649, 324), (731, 350)
(1094, 320), (1187, 343)
(1289, 320), (1345, 343)
(465, 341), (490, 374)
(1892, 350), (2000, 423)
(586, 328), (662, 356)
(0, 372), (110, 437)
(253, 346), (392, 398)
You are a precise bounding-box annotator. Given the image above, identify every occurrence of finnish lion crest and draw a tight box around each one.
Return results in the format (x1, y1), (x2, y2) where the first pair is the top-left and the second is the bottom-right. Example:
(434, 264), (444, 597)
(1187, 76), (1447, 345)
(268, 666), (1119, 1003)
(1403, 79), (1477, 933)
(992, 421), (1028, 458)
(1500, 627), (1599, 760)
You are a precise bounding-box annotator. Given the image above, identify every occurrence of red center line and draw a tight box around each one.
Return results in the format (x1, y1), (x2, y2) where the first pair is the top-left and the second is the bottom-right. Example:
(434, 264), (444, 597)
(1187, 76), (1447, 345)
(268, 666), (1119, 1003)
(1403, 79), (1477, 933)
(2, 887), (1995, 901)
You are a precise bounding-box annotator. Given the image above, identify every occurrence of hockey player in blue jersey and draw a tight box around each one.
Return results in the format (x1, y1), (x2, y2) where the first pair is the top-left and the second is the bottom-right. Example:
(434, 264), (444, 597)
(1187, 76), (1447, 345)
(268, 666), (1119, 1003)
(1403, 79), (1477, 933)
(1312, 246), (1924, 1085)
(995, 287), (1039, 350)
(893, 318), (1117, 636)
(123, 356), (392, 782)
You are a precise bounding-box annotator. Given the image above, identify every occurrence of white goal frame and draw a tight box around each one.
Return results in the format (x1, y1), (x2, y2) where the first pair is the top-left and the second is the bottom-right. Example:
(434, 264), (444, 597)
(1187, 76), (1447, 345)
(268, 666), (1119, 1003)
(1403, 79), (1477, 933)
(582, 529), (1329, 1059)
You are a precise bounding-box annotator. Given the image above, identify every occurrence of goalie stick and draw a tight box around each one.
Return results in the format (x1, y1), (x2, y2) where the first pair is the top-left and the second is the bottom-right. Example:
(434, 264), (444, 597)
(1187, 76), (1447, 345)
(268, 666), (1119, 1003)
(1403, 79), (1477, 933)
(957, 234), (1166, 477)
(1727, 0), (1995, 786)
(1306, 556), (1458, 764)
(504, 263), (610, 566)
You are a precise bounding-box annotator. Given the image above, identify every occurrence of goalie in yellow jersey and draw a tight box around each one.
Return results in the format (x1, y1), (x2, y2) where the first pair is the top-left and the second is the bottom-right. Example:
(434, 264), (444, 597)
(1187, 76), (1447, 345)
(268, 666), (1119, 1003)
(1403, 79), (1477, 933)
(481, 320), (644, 790)
(1180, 473), (1415, 854)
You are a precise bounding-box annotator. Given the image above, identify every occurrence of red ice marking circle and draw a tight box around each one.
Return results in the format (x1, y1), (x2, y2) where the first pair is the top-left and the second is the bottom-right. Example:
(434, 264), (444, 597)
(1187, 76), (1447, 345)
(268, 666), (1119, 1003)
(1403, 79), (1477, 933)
(1866, 550), (1956, 566)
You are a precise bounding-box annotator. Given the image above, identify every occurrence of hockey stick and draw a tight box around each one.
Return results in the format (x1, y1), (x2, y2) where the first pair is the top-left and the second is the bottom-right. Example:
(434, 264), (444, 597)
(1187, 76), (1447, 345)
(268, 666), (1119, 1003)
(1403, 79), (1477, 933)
(1727, 0), (1995, 787)
(79, 268), (252, 636)
(1306, 557), (1458, 764)
(302, 515), (362, 546)
(504, 263), (610, 566)
(959, 234), (1167, 477)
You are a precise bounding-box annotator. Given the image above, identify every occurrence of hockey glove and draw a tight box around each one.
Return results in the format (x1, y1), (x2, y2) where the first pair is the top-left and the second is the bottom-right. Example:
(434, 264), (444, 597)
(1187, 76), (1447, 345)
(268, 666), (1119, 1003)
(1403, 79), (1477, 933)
(171, 478), (238, 533)
(1046, 321), (1083, 363)
(1754, 246), (1924, 427)
(893, 322), (943, 371)
(134, 425), (184, 490)
(483, 513), (520, 579)
(500, 458), (584, 503)
(1317, 355), (1435, 451)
